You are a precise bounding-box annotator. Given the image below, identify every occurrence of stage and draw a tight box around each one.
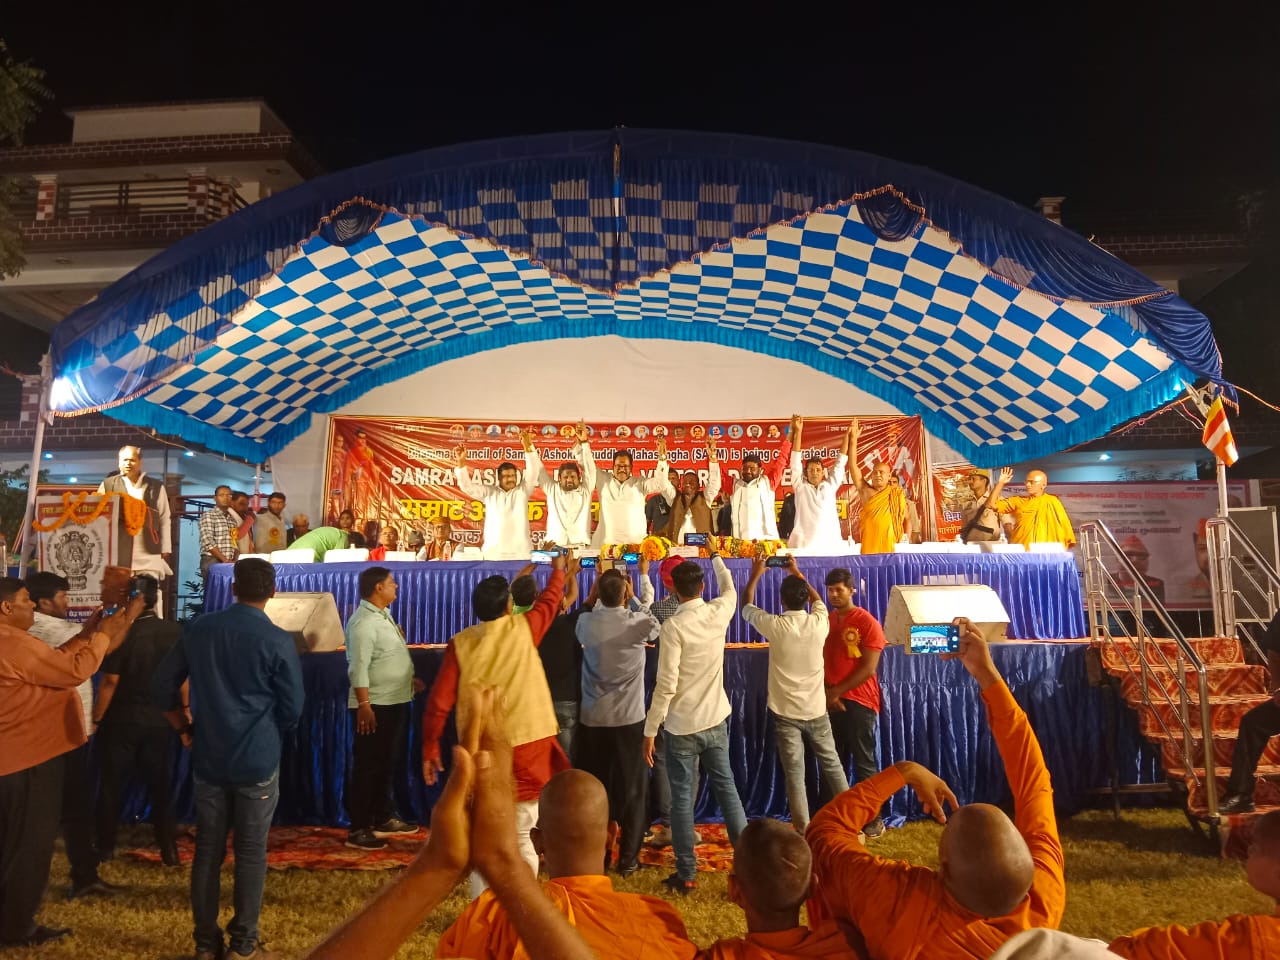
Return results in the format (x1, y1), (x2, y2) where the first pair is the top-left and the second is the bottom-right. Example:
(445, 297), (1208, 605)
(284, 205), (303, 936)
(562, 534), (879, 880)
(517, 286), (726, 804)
(124, 552), (1165, 829)
(204, 552), (1089, 642)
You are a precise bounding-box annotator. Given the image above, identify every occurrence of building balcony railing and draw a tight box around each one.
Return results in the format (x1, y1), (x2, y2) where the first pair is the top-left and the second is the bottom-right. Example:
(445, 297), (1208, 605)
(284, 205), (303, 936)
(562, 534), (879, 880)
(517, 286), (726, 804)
(5, 176), (247, 221)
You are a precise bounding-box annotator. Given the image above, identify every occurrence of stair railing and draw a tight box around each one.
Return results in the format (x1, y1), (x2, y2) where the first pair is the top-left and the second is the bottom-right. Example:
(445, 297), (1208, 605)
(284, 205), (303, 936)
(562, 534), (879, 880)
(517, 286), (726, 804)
(1205, 516), (1280, 663)
(1080, 520), (1217, 823)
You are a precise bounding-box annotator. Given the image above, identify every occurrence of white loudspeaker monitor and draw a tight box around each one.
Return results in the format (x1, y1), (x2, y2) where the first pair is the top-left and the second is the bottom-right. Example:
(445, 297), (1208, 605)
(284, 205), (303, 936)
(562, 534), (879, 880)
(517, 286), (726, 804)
(263, 592), (345, 654)
(883, 584), (1010, 647)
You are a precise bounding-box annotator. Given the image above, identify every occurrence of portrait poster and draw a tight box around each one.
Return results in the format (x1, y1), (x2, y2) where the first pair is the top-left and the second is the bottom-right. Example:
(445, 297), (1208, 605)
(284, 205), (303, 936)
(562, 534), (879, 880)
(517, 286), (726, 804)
(323, 415), (927, 547)
(34, 488), (115, 620)
(1052, 481), (1255, 610)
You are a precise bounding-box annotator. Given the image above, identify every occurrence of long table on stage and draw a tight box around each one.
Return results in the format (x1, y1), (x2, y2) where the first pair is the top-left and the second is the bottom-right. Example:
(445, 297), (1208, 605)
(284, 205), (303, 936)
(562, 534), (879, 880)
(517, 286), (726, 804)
(205, 552), (1089, 642)
(139, 553), (1161, 829)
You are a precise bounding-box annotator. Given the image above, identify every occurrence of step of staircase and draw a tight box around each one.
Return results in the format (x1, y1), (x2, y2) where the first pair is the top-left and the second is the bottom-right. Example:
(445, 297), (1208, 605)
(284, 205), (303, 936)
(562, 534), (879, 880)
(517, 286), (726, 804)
(1159, 736), (1280, 776)
(1116, 664), (1269, 703)
(1187, 767), (1280, 811)
(1138, 696), (1271, 739)
(1099, 636), (1244, 671)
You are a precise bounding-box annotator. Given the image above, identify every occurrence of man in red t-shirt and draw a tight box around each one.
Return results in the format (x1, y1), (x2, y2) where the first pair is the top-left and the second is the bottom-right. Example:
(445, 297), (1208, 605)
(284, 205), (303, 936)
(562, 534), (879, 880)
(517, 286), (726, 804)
(821, 567), (887, 838)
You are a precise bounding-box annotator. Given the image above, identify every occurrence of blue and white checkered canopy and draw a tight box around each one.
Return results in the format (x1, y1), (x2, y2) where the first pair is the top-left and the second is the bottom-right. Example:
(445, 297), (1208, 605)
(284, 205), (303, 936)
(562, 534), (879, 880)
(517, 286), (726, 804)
(49, 130), (1227, 466)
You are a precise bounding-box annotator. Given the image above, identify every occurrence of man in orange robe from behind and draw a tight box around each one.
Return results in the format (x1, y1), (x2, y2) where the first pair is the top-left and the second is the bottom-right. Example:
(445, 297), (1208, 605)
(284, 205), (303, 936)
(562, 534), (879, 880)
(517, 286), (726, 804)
(698, 818), (866, 959)
(807, 618), (1065, 959)
(1107, 809), (1280, 959)
(437, 768), (696, 960)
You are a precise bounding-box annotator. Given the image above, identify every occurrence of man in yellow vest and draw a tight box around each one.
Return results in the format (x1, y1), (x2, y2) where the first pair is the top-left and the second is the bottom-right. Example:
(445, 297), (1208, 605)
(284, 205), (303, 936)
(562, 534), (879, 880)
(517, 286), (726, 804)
(422, 553), (577, 895)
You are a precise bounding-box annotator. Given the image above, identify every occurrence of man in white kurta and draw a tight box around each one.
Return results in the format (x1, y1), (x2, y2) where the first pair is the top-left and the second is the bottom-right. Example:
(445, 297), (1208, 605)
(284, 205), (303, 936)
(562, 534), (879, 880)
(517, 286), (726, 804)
(590, 440), (674, 548)
(97, 445), (172, 583)
(720, 417), (793, 541)
(454, 437), (539, 560)
(527, 422), (596, 550)
(788, 417), (852, 552)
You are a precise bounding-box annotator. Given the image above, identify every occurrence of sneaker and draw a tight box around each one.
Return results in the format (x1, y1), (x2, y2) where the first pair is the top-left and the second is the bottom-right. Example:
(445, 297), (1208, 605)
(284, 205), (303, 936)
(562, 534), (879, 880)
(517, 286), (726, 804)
(615, 859), (641, 878)
(372, 817), (419, 838)
(863, 817), (886, 839)
(1219, 793), (1255, 814)
(230, 945), (280, 959)
(662, 872), (697, 896)
(67, 878), (126, 900)
(345, 828), (387, 850)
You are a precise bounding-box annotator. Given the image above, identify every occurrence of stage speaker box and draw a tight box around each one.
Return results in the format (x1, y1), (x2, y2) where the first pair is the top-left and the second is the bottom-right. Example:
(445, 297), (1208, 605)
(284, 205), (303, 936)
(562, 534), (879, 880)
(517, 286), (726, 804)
(883, 584), (1010, 647)
(264, 592), (345, 654)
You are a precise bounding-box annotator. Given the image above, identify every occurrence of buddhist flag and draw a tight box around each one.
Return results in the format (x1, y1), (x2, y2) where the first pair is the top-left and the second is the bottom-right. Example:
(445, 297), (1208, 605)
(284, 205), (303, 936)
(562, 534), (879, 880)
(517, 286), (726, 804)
(1202, 396), (1239, 466)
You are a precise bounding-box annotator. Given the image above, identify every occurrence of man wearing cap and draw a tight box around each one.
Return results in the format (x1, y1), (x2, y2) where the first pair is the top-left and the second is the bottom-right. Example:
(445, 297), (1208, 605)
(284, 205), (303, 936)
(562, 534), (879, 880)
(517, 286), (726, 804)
(959, 471), (1002, 544)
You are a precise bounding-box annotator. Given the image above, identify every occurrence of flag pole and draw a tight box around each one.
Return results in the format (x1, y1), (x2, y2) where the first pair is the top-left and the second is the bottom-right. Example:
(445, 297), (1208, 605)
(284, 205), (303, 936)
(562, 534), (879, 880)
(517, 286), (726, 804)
(1217, 458), (1230, 520)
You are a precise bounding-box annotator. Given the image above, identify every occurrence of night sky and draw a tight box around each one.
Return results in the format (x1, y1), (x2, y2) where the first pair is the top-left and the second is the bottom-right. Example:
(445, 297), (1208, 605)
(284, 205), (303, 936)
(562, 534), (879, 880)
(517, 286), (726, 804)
(4, 4), (1277, 214)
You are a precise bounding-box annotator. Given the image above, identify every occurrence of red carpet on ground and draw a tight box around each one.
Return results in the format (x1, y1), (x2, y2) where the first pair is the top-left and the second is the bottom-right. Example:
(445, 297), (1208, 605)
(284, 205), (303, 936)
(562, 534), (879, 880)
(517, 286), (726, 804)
(122, 824), (735, 873)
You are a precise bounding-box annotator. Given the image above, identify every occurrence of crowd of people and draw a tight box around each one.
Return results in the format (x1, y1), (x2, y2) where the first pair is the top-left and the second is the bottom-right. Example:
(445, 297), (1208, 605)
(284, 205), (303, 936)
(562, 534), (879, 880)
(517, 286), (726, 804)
(18, 437), (1274, 960)
(195, 420), (1078, 577)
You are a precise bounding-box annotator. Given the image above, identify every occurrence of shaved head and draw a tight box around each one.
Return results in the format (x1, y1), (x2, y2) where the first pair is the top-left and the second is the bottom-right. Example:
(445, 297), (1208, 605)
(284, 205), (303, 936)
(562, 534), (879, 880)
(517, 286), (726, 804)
(939, 804), (1034, 917)
(732, 819), (812, 917)
(534, 769), (611, 879)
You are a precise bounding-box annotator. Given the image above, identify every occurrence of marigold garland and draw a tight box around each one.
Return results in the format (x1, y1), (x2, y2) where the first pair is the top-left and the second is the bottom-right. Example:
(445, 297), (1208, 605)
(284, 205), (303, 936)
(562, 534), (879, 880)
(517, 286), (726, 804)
(31, 491), (148, 537)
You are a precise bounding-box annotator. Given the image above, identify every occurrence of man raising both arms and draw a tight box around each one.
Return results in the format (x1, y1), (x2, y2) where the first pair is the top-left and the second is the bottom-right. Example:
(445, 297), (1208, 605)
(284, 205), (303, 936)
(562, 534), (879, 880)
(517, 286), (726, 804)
(720, 417), (793, 540)
(529, 421), (596, 550)
(455, 433), (539, 560)
(849, 418), (909, 554)
(592, 439), (674, 548)
(787, 417), (851, 552)
(985, 467), (1076, 549)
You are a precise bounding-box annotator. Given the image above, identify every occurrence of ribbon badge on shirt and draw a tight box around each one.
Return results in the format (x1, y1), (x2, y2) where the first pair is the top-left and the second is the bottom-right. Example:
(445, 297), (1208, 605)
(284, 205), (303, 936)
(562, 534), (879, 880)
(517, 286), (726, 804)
(844, 627), (864, 659)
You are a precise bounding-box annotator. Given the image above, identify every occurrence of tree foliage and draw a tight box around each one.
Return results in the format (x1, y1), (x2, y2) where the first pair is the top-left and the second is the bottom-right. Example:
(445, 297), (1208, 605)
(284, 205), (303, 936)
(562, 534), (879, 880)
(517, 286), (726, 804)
(0, 41), (51, 279)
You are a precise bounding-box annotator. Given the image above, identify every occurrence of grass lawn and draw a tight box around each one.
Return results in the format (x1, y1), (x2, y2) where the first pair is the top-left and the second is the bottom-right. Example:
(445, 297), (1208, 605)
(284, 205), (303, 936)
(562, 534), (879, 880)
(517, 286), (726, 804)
(23, 808), (1271, 958)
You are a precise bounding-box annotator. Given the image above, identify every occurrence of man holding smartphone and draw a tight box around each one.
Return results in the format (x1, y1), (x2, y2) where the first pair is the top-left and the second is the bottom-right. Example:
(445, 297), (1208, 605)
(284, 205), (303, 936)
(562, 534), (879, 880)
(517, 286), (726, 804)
(822, 567), (887, 838)
(741, 553), (848, 834)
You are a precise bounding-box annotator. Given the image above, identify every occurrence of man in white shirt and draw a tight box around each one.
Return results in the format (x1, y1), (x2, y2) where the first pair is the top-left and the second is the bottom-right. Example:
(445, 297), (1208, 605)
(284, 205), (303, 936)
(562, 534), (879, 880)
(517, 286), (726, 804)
(527, 422), (596, 550)
(659, 440), (721, 544)
(740, 552), (848, 833)
(787, 417), (851, 552)
(642, 545), (747, 894)
(252, 493), (289, 554)
(454, 435), (539, 560)
(591, 441), (674, 548)
(720, 417), (794, 541)
(97, 446), (172, 586)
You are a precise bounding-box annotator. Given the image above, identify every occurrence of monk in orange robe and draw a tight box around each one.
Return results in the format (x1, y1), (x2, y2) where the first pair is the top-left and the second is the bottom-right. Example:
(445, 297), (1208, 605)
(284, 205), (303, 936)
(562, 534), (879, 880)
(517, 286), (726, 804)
(1108, 809), (1280, 959)
(850, 419), (910, 554)
(807, 617), (1065, 960)
(698, 818), (866, 959)
(986, 467), (1076, 549)
(437, 768), (696, 960)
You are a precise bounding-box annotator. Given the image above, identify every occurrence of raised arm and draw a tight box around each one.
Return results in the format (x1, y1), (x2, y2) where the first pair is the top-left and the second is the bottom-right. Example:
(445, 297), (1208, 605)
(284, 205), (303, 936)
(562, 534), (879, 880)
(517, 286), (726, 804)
(764, 424), (794, 489)
(742, 549), (767, 609)
(453, 446), (491, 501)
(986, 467), (1013, 512)
(576, 428), (597, 491)
(519, 430), (540, 495)
(702, 439), (722, 506)
(641, 437), (675, 497)
(848, 419), (869, 495)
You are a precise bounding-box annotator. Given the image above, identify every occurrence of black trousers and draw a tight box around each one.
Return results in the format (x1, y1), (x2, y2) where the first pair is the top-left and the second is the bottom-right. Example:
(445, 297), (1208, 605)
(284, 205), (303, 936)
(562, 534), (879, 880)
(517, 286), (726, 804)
(95, 723), (177, 854)
(827, 701), (888, 819)
(573, 721), (647, 866)
(347, 703), (409, 832)
(1227, 698), (1280, 796)
(0, 753), (65, 941)
(61, 741), (100, 887)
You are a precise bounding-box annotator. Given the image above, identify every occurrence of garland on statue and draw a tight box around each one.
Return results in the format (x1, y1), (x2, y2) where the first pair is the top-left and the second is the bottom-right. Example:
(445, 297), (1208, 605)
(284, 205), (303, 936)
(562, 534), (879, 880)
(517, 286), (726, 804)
(30, 490), (148, 536)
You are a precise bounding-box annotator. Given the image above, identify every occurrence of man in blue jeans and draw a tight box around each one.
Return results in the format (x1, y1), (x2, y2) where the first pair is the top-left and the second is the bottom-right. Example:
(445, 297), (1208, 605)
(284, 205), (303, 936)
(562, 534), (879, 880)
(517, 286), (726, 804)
(642, 546), (747, 894)
(740, 552), (848, 833)
(153, 558), (304, 960)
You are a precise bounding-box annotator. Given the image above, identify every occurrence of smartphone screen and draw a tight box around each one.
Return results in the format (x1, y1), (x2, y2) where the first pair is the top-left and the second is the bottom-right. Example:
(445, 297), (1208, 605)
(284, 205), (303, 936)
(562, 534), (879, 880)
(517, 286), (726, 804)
(908, 623), (960, 655)
(579, 556), (598, 568)
(764, 555), (792, 568)
(621, 552), (640, 564)
(530, 550), (558, 565)
(684, 532), (708, 546)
